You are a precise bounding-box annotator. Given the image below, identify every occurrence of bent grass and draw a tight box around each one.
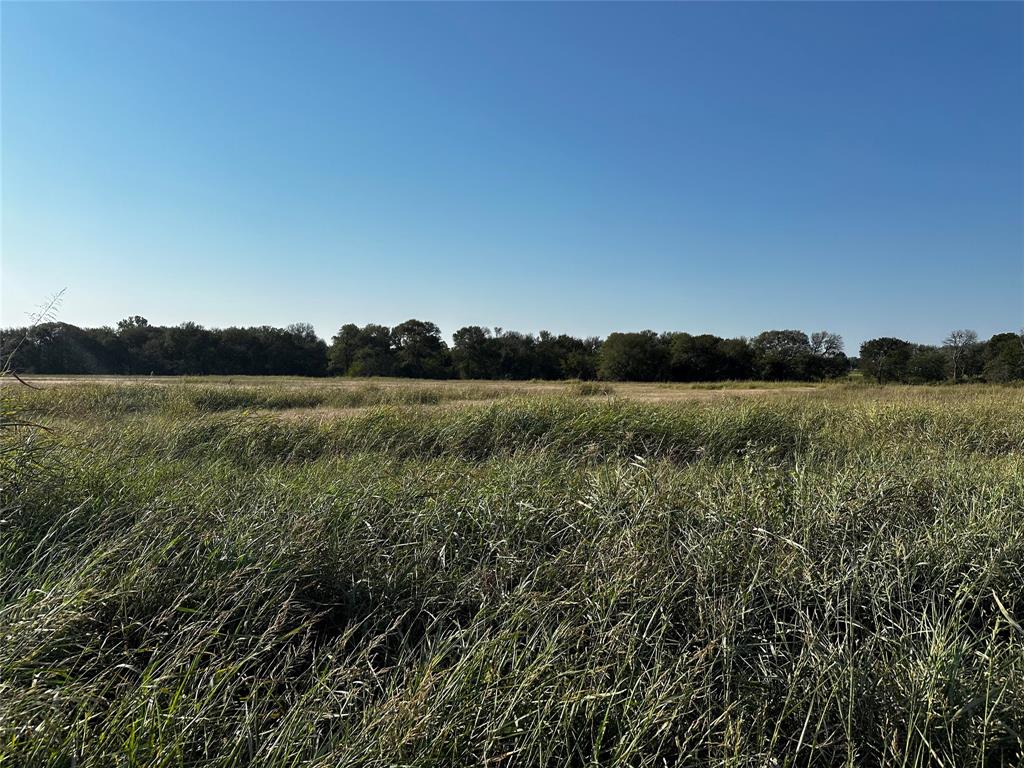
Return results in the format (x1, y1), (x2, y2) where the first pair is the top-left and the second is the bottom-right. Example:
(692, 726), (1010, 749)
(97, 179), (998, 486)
(1, 381), (1022, 766)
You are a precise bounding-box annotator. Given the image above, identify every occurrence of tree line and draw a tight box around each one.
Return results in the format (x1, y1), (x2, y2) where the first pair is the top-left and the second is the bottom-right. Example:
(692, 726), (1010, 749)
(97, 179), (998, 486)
(2, 316), (1022, 383)
(1, 317), (328, 377)
(858, 330), (1024, 384)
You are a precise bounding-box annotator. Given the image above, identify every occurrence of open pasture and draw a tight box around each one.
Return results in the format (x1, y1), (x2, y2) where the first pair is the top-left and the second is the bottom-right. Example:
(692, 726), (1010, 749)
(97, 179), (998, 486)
(2, 378), (1022, 766)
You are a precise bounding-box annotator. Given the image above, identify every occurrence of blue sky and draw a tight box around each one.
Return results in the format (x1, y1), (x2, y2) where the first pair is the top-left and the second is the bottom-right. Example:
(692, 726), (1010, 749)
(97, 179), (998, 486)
(2, 2), (1021, 349)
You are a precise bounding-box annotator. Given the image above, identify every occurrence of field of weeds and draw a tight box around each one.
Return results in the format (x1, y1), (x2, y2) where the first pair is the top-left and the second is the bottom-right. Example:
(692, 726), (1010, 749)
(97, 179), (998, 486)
(2, 379), (1022, 766)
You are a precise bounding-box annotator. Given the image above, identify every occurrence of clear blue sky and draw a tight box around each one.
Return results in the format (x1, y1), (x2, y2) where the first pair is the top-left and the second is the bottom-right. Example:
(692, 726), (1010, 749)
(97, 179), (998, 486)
(2, 2), (1022, 349)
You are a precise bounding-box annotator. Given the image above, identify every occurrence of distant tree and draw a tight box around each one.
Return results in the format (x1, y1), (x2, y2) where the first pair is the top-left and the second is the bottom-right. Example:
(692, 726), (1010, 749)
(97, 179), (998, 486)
(217, 327), (260, 375)
(161, 322), (214, 375)
(598, 331), (668, 381)
(287, 322), (317, 340)
(804, 331), (849, 380)
(752, 330), (812, 380)
(492, 330), (537, 379)
(7, 314), (1021, 384)
(717, 338), (756, 380)
(859, 337), (914, 384)
(282, 323), (328, 376)
(533, 332), (600, 380)
(534, 331), (564, 380)
(349, 324), (396, 377)
(391, 319), (451, 378)
(1, 325), (39, 373)
(328, 324), (363, 375)
(117, 315), (149, 331)
(116, 316), (164, 373)
(810, 331), (844, 358)
(20, 323), (109, 374)
(451, 326), (499, 379)
(561, 336), (601, 380)
(669, 333), (727, 381)
(982, 332), (1024, 383)
(943, 329), (979, 383)
(327, 323), (396, 377)
(905, 346), (947, 383)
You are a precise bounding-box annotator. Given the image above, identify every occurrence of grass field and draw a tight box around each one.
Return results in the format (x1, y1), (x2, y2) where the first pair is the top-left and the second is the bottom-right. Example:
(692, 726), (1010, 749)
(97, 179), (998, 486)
(2, 378), (1022, 766)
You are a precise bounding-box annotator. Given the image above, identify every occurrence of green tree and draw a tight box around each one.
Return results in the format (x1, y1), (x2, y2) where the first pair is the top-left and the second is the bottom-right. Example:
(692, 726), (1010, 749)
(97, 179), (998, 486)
(161, 322), (215, 375)
(392, 319), (451, 379)
(859, 337), (913, 384)
(327, 324), (396, 377)
(560, 336), (601, 380)
(451, 326), (498, 379)
(752, 330), (812, 380)
(328, 324), (362, 375)
(982, 332), (1024, 382)
(906, 347), (947, 383)
(348, 324), (395, 377)
(805, 331), (849, 379)
(492, 330), (537, 380)
(116, 316), (164, 374)
(669, 333), (726, 381)
(597, 331), (668, 381)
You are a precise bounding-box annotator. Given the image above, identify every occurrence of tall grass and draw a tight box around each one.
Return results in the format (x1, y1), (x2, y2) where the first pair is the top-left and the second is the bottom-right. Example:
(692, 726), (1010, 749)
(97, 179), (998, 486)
(1, 382), (1021, 765)
(5, 381), (542, 419)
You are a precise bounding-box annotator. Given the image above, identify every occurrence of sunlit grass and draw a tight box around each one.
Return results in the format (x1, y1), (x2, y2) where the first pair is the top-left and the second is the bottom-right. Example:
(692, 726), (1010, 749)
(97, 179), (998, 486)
(1, 381), (1021, 765)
